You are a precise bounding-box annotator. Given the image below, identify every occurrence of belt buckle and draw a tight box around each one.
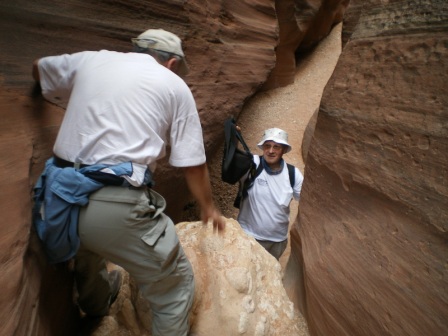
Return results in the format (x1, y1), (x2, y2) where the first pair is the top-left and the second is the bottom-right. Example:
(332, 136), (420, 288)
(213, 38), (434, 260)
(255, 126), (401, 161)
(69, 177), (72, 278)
(74, 162), (81, 170)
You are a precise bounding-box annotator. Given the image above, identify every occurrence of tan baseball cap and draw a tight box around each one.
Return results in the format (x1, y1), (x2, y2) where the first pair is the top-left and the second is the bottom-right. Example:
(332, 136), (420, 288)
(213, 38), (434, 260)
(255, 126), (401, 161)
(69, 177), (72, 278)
(131, 28), (189, 76)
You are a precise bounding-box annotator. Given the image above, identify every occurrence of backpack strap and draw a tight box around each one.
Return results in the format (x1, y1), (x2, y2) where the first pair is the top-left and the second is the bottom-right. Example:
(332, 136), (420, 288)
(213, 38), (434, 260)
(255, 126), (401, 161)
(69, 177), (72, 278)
(233, 156), (262, 208)
(243, 156), (263, 193)
(222, 118), (254, 184)
(249, 157), (295, 190)
(223, 118), (250, 172)
(234, 157), (296, 208)
(223, 119), (251, 162)
(287, 163), (295, 188)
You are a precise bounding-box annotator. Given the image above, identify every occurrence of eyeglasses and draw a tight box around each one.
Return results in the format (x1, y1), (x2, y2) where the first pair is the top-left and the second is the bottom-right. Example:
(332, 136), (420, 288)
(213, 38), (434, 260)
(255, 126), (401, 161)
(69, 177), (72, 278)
(262, 144), (283, 151)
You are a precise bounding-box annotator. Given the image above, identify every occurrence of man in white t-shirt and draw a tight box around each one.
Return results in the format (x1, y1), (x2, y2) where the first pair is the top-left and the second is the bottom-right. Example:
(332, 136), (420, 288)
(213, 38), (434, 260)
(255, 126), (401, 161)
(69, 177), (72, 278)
(237, 128), (303, 260)
(32, 28), (225, 335)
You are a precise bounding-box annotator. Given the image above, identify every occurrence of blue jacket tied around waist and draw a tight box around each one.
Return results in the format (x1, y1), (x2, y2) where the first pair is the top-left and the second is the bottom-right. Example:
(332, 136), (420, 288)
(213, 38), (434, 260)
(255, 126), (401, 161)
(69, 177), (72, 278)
(33, 158), (135, 264)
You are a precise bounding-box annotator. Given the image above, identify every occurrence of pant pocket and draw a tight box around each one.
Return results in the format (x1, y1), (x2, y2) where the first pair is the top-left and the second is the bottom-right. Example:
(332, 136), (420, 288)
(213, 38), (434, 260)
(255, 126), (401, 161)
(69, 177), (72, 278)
(140, 216), (168, 246)
(141, 214), (180, 273)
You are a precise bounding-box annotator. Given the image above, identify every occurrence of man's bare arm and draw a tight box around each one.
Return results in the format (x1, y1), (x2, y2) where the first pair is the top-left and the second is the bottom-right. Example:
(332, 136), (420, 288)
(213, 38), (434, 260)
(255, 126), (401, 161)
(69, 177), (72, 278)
(183, 163), (225, 232)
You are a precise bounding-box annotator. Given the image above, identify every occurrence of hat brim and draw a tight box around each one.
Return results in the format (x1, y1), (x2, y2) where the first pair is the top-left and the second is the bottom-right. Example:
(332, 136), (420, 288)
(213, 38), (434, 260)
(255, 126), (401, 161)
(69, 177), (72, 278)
(257, 138), (292, 153)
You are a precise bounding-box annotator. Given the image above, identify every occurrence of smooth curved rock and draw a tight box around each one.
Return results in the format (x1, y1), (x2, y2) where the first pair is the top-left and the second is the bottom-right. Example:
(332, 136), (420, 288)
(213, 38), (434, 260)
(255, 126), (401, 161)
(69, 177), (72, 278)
(287, 1), (448, 335)
(301, 107), (319, 163)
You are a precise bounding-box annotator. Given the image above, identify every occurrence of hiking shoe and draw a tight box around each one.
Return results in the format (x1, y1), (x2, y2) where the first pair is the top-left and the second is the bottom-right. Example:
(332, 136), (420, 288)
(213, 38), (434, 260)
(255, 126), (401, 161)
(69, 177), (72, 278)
(108, 270), (122, 307)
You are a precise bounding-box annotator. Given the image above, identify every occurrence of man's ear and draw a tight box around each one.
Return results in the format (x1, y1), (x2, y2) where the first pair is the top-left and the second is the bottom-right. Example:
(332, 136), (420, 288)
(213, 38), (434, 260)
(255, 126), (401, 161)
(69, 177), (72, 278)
(165, 58), (180, 74)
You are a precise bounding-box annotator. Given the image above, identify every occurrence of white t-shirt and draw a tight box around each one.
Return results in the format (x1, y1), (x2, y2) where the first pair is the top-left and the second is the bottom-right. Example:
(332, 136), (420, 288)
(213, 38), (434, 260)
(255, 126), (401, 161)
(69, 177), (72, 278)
(38, 50), (205, 185)
(237, 155), (304, 242)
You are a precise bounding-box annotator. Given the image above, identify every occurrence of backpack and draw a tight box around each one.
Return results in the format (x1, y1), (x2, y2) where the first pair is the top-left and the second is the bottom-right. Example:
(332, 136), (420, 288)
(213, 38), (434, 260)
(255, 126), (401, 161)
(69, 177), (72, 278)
(233, 155), (296, 208)
(221, 118), (255, 185)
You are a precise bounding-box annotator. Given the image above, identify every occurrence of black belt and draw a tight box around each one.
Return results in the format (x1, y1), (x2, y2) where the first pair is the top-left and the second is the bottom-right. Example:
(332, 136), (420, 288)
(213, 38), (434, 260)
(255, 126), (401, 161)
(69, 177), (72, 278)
(53, 156), (126, 186)
(53, 156), (90, 169)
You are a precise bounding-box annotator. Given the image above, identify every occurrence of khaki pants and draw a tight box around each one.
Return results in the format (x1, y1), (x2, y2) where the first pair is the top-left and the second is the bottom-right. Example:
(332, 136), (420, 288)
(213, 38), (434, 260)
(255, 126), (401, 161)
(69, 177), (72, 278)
(76, 185), (194, 336)
(256, 239), (288, 260)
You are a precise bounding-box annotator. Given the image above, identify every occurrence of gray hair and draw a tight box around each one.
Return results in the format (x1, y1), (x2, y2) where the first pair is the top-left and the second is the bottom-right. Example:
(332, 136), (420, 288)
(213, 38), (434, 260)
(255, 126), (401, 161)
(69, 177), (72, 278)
(133, 46), (182, 64)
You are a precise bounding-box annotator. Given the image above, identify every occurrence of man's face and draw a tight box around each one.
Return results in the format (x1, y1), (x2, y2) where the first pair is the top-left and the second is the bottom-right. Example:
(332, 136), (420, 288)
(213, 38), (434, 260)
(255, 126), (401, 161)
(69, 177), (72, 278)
(262, 140), (285, 167)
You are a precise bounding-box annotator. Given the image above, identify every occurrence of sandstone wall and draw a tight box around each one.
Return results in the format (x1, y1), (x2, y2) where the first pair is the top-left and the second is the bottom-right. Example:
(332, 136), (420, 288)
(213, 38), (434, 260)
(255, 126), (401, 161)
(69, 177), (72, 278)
(262, 0), (349, 90)
(286, 1), (448, 335)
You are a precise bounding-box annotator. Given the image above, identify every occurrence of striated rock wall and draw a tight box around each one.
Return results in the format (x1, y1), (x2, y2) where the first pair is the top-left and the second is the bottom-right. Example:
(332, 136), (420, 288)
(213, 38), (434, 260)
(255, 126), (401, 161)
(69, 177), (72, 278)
(286, 1), (448, 335)
(262, 0), (349, 89)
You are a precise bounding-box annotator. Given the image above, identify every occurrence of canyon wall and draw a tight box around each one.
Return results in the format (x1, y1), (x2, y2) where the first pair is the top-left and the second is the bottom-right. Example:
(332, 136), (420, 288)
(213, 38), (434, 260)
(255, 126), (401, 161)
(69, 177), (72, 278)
(263, 0), (349, 90)
(286, 1), (448, 335)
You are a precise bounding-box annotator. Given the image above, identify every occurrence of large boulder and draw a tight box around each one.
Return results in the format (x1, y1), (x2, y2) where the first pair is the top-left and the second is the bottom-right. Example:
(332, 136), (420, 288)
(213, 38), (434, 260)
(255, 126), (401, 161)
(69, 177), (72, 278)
(81, 219), (307, 336)
(286, 1), (448, 335)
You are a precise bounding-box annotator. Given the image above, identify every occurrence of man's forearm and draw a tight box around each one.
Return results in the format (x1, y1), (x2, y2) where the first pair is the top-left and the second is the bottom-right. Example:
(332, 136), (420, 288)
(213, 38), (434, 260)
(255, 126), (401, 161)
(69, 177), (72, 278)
(183, 163), (225, 231)
(183, 163), (214, 210)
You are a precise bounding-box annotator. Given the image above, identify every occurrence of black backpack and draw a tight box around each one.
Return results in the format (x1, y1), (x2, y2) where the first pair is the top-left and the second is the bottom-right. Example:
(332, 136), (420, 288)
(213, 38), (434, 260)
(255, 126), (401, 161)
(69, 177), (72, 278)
(221, 118), (255, 185)
(234, 156), (296, 208)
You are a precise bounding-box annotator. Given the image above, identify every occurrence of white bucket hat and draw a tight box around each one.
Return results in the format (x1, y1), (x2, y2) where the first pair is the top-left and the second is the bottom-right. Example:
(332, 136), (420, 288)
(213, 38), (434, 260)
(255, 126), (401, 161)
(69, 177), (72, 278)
(131, 28), (189, 76)
(257, 128), (292, 153)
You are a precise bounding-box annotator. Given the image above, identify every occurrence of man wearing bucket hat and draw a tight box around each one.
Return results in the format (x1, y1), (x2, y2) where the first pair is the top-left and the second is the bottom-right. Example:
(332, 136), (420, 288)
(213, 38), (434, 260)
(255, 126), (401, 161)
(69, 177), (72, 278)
(32, 28), (225, 335)
(237, 128), (304, 260)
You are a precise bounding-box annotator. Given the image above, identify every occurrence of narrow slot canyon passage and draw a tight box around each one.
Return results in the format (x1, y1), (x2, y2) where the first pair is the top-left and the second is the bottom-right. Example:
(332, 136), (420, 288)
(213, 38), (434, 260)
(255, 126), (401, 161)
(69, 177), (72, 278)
(208, 22), (343, 336)
(212, 22), (343, 258)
